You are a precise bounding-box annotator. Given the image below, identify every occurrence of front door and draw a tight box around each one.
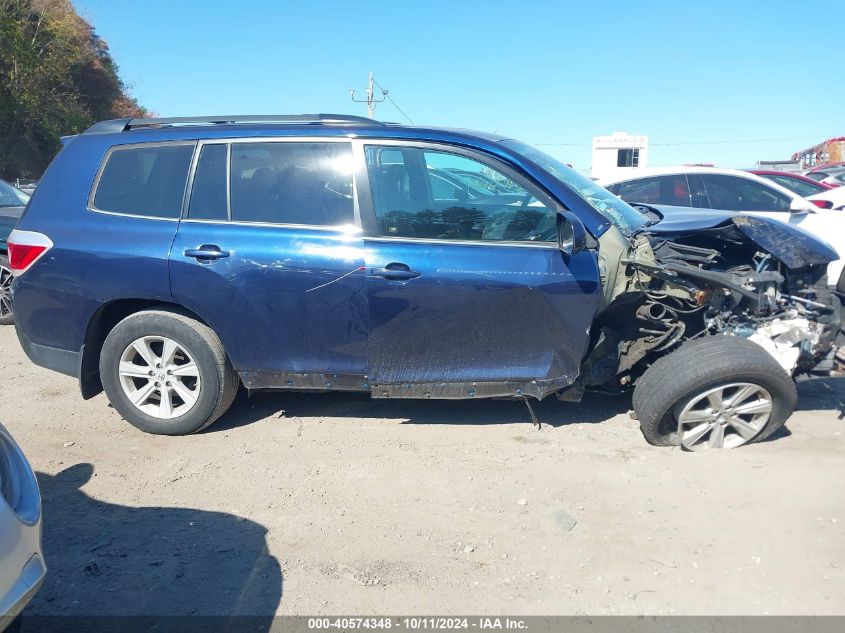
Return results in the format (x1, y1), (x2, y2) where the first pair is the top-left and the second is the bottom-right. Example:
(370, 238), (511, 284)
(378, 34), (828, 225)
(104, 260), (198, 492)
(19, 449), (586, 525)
(358, 142), (602, 399)
(170, 139), (369, 390)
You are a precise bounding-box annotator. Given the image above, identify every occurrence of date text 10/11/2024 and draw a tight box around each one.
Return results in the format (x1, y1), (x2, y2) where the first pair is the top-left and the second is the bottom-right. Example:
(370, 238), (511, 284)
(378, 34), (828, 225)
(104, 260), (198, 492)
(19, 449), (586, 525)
(307, 617), (529, 630)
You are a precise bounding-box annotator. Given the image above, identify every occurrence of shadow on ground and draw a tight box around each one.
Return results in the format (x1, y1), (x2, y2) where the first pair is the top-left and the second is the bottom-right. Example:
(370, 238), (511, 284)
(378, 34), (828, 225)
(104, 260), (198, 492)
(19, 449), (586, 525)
(209, 388), (633, 434)
(209, 376), (845, 443)
(24, 464), (282, 622)
(796, 376), (845, 420)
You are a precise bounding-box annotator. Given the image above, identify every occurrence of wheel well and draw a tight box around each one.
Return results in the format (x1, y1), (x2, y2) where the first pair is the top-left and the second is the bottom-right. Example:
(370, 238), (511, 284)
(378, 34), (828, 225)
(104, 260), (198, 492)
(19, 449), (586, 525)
(79, 299), (212, 399)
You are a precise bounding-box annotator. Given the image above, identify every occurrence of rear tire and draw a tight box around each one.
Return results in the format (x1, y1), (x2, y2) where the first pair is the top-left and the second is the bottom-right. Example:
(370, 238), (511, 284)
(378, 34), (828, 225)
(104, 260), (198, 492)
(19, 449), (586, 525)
(100, 309), (238, 435)
(632, 336), (797, 450)
(0, 254), (14, 325)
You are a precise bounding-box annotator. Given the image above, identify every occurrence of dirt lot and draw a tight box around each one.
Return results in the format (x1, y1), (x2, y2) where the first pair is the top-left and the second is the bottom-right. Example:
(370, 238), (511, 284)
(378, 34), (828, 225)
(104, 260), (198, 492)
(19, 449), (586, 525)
(1, 326), (843, 616)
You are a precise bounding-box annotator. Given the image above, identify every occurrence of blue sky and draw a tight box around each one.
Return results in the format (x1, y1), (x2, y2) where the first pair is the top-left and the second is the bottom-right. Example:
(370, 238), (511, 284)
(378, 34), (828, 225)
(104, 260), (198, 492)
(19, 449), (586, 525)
(73, 0), (843, 172)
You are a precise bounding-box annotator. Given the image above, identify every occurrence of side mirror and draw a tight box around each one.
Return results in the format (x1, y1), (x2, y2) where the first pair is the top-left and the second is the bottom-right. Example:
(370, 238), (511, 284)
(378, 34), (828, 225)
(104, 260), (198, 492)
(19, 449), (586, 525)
(789, 198), (814, 214)
(557, 211), (588, 256)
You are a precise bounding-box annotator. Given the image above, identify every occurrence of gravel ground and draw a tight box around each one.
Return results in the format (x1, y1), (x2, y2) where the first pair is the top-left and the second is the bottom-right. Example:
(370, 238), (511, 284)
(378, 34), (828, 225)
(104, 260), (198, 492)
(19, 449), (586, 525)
(1, 325), (843, 616)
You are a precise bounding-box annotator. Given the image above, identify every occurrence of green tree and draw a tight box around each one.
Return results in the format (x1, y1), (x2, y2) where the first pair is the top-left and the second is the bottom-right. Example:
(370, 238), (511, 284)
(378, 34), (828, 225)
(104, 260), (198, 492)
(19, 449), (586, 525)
(0, 0), (147, 180)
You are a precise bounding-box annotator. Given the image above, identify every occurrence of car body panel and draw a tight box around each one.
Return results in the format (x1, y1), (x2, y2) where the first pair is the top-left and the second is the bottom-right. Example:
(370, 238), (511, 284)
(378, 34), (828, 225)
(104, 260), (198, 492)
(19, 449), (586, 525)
(363, 238), (601, 398)
(170, 222), (369, 386)
(0, 422), (45, 623)
(11, 135), (179, 353)
(806, 183), (845, 210)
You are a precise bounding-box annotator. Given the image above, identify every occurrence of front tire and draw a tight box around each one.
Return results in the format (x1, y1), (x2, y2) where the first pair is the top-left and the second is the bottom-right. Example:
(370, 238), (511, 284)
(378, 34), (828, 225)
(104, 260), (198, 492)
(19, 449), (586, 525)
(632, 336), (797, 450)
(100, 309), (238, 435)
(0, 254), (14, 325)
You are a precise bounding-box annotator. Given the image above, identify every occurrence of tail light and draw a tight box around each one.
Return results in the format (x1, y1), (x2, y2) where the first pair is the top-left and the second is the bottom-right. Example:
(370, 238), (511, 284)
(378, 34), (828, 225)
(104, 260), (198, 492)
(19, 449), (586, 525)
(6, 229), (53, 276)
(810, 199), (833, 209)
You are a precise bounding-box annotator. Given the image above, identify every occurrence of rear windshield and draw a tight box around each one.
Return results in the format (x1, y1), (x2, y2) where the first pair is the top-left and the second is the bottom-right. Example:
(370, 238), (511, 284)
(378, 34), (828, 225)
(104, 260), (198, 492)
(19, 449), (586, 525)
(93, 144), (195, 218)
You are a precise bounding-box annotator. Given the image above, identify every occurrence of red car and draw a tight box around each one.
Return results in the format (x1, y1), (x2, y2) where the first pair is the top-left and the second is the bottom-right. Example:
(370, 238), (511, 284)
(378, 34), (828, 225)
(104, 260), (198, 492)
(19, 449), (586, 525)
(748, 170), (836, 201)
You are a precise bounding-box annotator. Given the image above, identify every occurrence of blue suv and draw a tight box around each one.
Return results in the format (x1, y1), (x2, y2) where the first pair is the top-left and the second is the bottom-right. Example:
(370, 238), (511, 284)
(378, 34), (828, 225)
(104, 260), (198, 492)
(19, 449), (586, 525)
(9, 115), (842, 449)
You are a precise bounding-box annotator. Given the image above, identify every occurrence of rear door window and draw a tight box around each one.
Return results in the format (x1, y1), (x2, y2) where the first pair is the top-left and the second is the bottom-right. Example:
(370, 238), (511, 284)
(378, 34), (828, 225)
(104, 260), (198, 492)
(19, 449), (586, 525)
(93, 144), (195, 218)
(614, 175), (692, 207)
(766, 174), (824, 197)
(614, 178), (662, 204)
(229, 142), (354, 226)
(188, 144), (228, 220)
(699, 174), (791, 212)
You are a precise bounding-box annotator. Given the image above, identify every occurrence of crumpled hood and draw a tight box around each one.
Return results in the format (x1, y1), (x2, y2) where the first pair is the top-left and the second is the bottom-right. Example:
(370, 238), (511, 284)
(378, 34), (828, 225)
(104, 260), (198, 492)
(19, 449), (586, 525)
(644, 205), (838, 269)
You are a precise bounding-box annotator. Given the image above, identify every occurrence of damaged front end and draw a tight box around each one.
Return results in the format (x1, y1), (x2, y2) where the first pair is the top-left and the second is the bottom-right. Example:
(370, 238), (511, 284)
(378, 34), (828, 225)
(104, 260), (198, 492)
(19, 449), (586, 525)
(576, 214), (843, 395)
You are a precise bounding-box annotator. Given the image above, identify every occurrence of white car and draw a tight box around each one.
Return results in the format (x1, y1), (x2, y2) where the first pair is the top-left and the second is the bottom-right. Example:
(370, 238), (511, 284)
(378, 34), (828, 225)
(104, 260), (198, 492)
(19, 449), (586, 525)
(808, 182), (845, 210)
(600, 166), (845, 289)
(0, 422), (44, 631)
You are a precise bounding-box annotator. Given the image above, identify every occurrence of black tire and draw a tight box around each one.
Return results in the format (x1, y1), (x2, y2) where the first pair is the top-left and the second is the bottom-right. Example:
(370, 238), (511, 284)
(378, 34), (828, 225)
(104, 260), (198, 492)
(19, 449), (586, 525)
(632, 336), (797, 449)
(837, 267), (845, 295)
(0, 254), (14, 326)
(99, 308), (239, 435)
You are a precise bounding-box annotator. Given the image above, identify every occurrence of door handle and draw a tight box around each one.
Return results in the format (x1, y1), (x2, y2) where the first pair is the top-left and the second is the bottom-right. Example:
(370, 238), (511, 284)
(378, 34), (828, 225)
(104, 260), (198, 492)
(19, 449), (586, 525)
(184, 245), (230, 261)
(371, 263), (421, 280)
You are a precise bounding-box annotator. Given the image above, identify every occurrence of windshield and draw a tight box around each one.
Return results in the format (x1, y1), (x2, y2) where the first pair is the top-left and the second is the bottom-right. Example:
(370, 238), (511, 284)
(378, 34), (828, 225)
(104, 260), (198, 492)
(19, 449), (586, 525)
(501, 140), (647, 234)
(0, 179), (30, 208)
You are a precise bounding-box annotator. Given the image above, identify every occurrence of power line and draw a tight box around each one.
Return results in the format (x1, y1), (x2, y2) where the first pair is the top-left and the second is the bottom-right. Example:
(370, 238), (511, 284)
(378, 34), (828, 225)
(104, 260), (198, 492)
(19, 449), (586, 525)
(372, 79), (413, 124)
(533, 134), (831, 148)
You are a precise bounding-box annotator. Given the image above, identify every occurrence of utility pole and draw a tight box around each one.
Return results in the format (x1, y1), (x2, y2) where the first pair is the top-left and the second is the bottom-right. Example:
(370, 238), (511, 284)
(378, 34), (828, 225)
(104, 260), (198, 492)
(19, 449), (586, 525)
(349, 72), (387, 119)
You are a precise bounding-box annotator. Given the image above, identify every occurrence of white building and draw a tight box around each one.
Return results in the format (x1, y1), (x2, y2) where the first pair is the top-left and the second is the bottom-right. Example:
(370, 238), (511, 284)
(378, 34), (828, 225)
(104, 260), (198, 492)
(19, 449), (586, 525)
(591, 132), (649, 181)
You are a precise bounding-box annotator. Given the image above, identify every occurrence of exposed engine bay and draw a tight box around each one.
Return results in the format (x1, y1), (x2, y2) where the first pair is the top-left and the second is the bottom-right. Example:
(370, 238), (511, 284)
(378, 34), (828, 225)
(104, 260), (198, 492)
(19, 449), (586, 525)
(576, 213), (844, 394)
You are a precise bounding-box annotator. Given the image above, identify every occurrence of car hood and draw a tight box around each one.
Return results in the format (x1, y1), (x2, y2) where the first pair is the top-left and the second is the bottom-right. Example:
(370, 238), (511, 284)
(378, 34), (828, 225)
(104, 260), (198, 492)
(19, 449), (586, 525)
(642, 204), (837, 269)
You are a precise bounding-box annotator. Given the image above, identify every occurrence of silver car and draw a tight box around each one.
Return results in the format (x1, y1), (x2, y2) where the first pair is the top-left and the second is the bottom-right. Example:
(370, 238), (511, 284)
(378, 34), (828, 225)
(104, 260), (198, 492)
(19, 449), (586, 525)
(0, 422), (44, 631)
(805, 166), (845, 187)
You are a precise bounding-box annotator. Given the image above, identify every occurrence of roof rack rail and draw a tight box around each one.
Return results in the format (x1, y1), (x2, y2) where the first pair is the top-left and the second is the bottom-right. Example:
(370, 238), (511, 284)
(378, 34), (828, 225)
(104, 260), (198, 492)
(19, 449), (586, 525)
(83, 114), (384, 135)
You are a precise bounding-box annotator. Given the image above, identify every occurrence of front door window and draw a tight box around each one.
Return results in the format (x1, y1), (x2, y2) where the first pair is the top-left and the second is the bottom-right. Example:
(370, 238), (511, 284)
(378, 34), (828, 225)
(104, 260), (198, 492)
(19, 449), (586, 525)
(365, 146), (558, 242)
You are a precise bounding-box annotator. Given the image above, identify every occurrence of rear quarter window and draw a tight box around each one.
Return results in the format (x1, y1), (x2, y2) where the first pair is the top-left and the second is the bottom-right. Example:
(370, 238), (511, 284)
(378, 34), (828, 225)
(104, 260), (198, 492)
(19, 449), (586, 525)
(92, 143), (195, 218)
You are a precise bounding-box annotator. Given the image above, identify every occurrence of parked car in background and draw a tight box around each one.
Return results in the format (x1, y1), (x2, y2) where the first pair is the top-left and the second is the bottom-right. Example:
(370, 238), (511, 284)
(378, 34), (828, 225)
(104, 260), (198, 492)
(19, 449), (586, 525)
(12, 180), (37, 196)
(0, 422), (45, 632)
(749, 169), (835, 198)
(600, 166), (845, 290)
(0, 180), (29, 325)
(804, 166), (845, 188)
(8, 115), (842, 450)
(445, 168), (521, 194)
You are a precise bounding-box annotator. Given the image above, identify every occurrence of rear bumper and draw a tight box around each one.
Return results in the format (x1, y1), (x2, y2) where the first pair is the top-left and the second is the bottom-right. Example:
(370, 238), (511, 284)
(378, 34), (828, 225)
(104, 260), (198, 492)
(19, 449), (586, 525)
(15, 325), (79, 379)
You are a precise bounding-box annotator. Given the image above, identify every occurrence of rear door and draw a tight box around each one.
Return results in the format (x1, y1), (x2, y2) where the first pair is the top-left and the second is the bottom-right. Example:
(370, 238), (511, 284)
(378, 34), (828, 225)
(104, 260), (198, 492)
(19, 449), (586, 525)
(358, 141), (602, 399)
(170, 139), (369, 390)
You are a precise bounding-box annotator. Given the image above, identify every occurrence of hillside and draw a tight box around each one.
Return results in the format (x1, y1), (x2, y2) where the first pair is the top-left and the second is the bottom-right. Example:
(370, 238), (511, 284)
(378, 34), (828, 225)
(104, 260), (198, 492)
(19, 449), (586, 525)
(0, 0), (147, 180)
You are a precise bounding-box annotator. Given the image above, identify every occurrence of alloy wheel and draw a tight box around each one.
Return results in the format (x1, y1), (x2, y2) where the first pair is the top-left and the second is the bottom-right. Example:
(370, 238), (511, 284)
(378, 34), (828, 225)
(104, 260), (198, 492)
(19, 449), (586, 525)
(118, 336), (201, 419)
(0, 265), (12, 320)
(676, 382), (773, 450)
